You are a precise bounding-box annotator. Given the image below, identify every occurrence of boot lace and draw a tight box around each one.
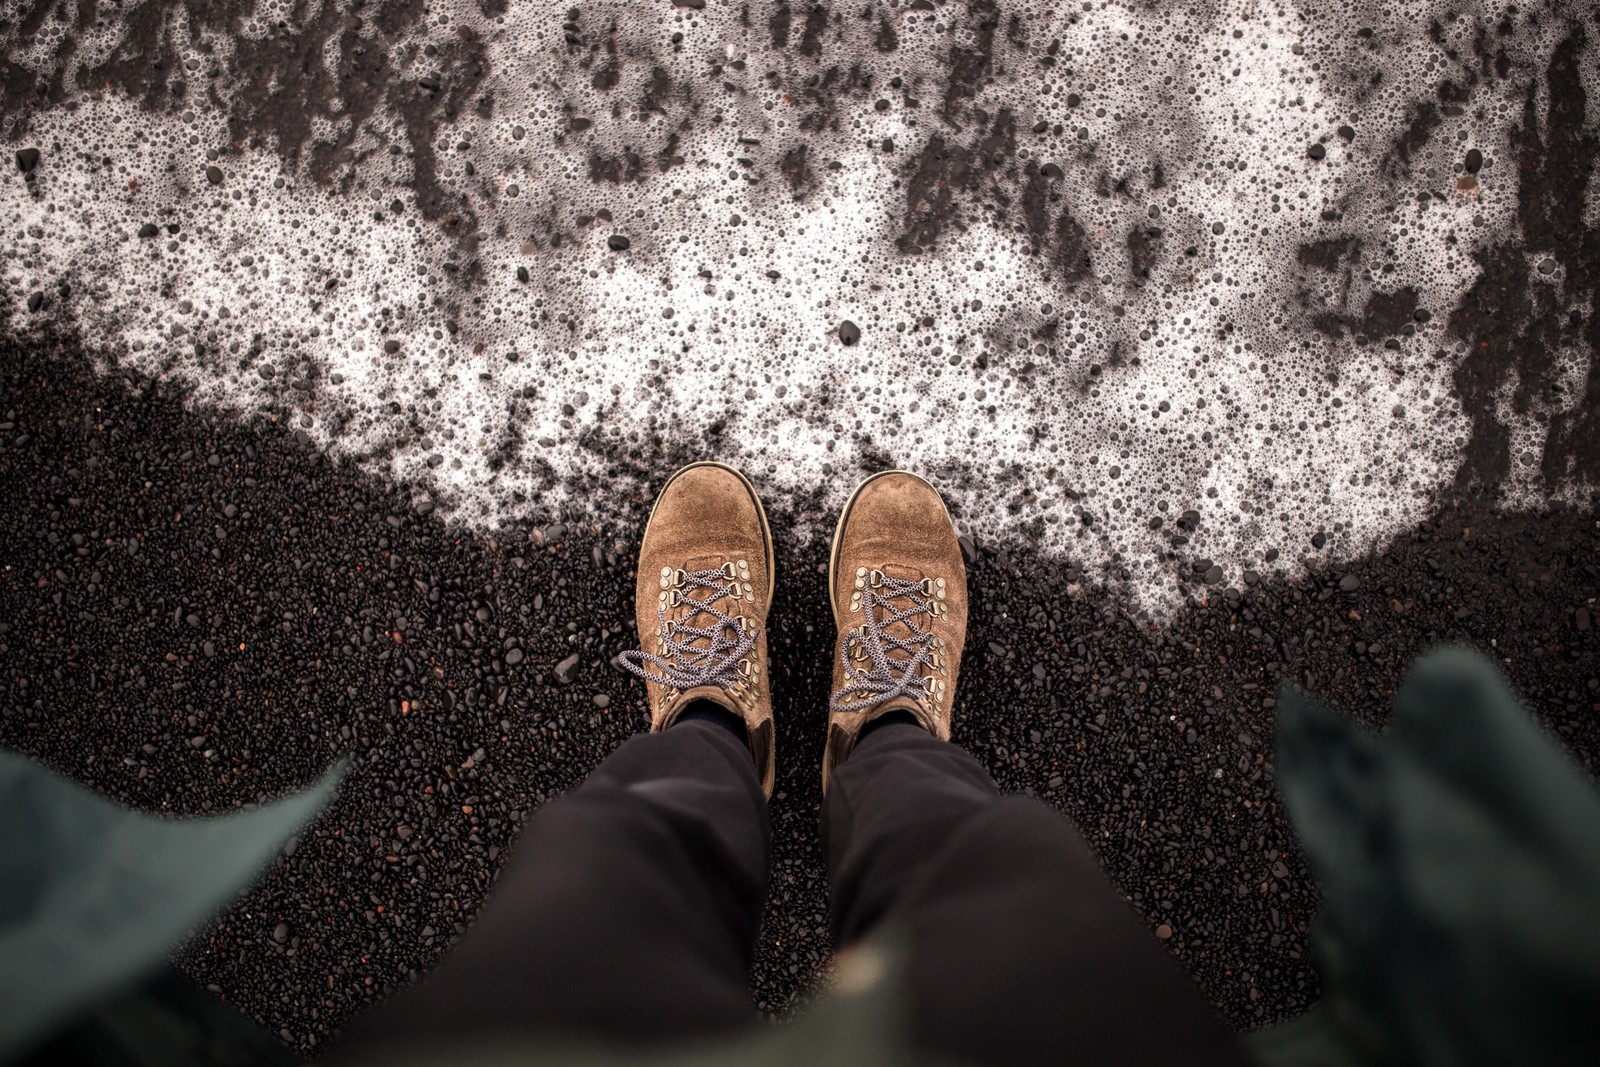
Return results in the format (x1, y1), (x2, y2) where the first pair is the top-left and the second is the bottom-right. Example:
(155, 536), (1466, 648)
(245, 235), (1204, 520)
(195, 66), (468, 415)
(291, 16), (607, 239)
(617, 564), (758, 694)
(831, 571), (938, 714)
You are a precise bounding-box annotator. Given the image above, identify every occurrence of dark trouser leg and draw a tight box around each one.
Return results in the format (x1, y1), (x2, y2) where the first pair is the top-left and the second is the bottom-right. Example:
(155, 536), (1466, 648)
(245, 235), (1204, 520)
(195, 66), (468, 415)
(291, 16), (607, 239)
(824, 723), (1250, 1067)
(335, 721), (769, 1052)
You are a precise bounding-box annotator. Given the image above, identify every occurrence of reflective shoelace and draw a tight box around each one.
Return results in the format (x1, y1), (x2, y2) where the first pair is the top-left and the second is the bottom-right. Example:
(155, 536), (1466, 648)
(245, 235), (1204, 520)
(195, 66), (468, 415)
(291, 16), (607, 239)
(617, 566), (758, 694)
(830, 572), (937, 714)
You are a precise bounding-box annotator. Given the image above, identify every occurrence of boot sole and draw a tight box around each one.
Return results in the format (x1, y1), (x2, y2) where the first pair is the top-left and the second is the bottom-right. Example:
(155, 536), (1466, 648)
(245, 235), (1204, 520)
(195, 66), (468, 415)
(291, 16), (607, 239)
(644, 460), (776, 605)
(827, 469), (956, 618)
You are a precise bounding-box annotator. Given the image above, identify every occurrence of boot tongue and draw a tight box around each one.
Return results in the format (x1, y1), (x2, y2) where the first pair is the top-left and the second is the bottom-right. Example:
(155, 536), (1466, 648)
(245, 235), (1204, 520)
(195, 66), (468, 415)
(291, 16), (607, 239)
(675, 554), (733, 656)
(872, 564), (926, 650)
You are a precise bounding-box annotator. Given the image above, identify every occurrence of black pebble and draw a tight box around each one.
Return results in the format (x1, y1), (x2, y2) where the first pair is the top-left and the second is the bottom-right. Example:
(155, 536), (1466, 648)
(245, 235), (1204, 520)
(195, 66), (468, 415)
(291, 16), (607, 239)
(516, 266), (529, 282)
(838, 320), (861, 345)
(137, 223), (159, 238)
(15, 147), (40, 173)
(1311, 531), (1327, 549)
(1337, 125), (1355, 141)
(206, 165), (224, 186)
(1465, 148), (1483, 173)
(27, 291), (44, 313)
(1339, 574), (1361, 592)
(1307, 142), (1326, 160)
(505, 647), (525, 666)
(555, 653), (580, 684)
(607, 234), (631, 251)
(1041, 162), (1064, 178)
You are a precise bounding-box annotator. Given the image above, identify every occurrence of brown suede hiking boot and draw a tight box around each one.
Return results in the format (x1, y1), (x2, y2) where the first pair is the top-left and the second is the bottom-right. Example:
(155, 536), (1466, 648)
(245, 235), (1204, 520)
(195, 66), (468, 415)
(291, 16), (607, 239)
(823, 471), (969, 793)
(616, 462), (777, 797)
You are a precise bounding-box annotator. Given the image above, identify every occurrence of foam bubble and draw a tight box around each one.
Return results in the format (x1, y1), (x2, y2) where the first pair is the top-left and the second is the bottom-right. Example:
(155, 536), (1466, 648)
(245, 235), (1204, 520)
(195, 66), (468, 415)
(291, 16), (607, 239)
(2, 0), (1592, 615)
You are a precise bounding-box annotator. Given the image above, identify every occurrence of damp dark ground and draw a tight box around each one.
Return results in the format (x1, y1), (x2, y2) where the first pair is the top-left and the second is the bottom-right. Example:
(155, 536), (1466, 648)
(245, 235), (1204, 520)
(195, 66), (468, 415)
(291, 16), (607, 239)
(2, 337), (1598, 1055)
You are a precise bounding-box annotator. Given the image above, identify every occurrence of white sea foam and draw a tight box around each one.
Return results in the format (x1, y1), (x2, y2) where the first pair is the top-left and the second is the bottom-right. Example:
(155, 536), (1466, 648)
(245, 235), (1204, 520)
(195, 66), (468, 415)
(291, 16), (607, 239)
(2, 0), (1592, 613)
